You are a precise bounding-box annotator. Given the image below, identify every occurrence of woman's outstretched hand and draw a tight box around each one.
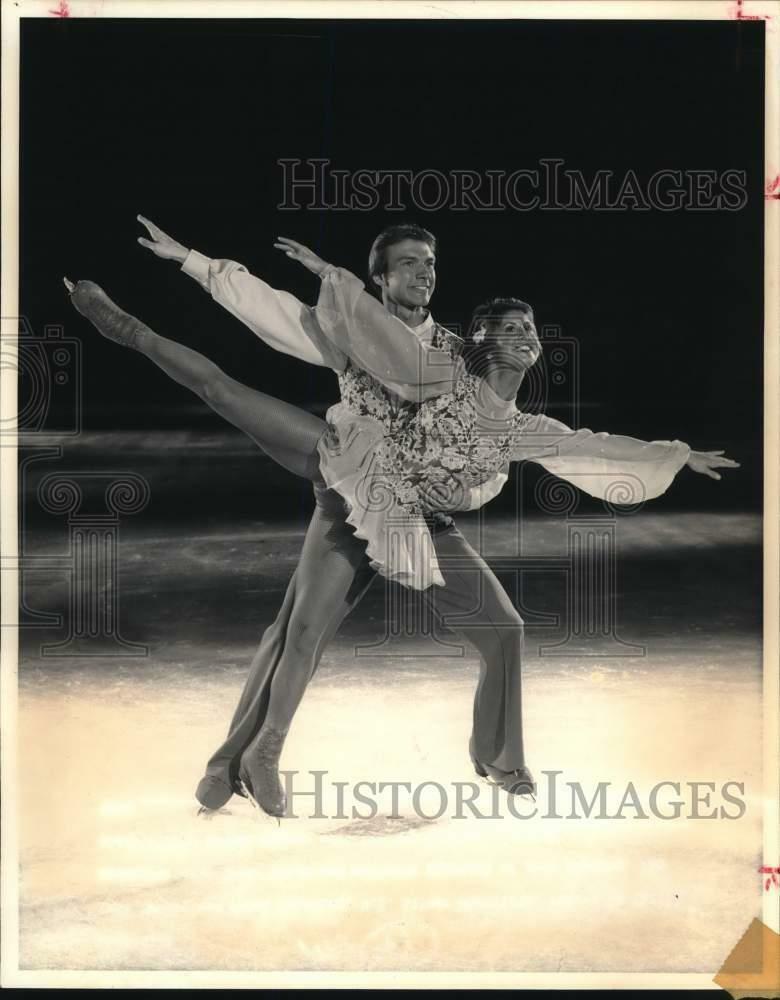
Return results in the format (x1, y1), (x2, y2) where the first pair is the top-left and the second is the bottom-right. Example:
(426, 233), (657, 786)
(137, 215), (189, 264)
(274, 237), (331, 277)
(686, 450), (740, 480)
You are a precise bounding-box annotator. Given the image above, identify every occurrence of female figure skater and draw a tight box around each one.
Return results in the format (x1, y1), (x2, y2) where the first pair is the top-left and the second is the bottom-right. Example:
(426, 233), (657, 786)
(63, 248), (738, 816)
(273, 239), (733, 591)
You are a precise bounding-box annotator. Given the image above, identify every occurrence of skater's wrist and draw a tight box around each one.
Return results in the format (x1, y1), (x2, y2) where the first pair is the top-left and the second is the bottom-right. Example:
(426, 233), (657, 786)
(181, 248), (210, 286)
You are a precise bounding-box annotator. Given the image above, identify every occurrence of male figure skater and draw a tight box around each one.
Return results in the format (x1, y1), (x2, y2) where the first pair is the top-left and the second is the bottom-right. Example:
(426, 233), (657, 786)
(136, 216), (550, 810)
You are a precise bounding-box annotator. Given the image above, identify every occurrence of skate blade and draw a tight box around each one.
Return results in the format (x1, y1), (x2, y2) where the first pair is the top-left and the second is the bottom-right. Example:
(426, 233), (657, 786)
(196, 804), (234, 819)
(478, 774), (537, 803)
(238, 778), (282, 826)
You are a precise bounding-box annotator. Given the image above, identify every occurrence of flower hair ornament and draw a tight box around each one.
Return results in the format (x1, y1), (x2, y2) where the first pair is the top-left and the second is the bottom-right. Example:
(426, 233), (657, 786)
(472, 324), (488, 344)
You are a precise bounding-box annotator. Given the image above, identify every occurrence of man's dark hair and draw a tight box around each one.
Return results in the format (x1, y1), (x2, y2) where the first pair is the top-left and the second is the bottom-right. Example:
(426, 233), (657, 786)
(367, 223), (437, 292)
(461, 297), (535, 376)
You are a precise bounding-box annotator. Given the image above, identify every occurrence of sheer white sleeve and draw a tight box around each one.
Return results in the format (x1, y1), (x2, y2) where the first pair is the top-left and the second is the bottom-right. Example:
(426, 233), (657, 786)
(512, 413), (691, 503)
(315, 266), (464, 402)
(181, 249), (347, 370)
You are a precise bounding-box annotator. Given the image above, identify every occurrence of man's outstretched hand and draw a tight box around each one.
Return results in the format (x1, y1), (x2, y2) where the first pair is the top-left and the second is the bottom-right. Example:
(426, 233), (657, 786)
(137, 215), (189, 264)
(687, 450), (740, 481)
(274, 237), (331, 277)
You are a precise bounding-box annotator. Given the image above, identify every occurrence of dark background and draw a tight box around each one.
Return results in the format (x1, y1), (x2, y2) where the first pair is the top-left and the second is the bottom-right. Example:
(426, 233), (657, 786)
(14, 21), (765, 970)
(19, 17), (765, 510)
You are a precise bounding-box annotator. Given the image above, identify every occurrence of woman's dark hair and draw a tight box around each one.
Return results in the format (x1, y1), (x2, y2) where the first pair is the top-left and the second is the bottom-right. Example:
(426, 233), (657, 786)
(461, 297), (535, 376)
(367, 223), (437, 294)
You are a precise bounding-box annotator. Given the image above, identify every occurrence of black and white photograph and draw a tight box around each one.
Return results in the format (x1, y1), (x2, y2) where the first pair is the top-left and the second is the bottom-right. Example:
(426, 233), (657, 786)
(2, 0), (778, 989)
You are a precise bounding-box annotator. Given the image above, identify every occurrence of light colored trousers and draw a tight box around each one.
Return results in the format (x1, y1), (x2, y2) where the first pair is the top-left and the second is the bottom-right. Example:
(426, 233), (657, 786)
(196, 480), (526, 809)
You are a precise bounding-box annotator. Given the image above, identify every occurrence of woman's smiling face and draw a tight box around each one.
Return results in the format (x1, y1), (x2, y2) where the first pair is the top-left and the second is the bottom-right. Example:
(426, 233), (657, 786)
(488, 309), (541, 370)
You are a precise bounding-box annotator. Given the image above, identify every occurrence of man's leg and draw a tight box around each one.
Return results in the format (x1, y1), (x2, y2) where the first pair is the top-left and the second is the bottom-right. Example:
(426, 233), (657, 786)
(66, 282), (375, 808)
(196, 482), (377, 809)
(423, 523), (526, 773)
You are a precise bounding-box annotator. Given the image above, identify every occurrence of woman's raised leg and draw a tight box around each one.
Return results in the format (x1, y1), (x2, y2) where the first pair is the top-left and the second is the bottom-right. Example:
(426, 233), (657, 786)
(67, 279), (324, 479)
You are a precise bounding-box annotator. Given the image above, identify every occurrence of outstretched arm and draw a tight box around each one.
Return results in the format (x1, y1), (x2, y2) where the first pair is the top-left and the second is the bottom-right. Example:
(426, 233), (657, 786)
(137, 216), (347, 370)
(276, 237), (464, 402)
(510, 413), (739, 502)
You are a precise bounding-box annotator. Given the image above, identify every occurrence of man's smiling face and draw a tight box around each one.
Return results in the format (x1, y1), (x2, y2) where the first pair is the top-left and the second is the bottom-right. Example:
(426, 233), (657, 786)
(374, 239), (436, 310)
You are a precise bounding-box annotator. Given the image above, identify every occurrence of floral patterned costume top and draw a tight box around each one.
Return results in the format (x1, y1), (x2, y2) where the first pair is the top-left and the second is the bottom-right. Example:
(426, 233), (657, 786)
(312, 267), (691, 589)
(180, 250), (691, 590)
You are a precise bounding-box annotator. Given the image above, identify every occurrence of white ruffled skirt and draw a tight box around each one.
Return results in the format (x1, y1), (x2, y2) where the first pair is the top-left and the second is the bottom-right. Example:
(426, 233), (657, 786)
(316, 403), (445, 590)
